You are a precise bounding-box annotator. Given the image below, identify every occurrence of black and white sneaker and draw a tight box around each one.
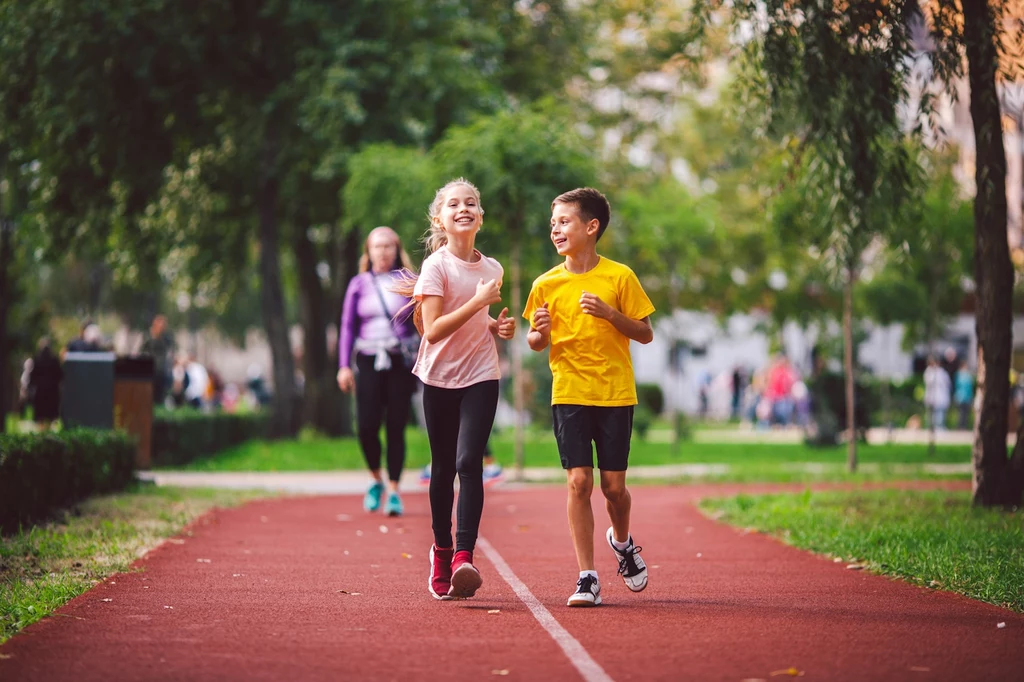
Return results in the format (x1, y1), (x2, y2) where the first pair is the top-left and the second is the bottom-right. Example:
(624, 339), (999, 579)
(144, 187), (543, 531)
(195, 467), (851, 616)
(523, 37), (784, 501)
(606, 527), (648, 592)
(566, 574), (602, 607)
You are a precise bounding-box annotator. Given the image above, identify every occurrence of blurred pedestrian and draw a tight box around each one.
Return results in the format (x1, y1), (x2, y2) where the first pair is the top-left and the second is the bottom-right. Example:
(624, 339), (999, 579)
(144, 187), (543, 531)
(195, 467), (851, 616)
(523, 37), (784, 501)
(337, 226), (419, 518)
(141, 314), (176, 406)
(953, 361), (974, 430)
(182, 354), (210, 409)
(17, 357), (33, 418)
(730, 366), (745, 420)
(67, 321), (102, 353)
(923, 356), (951, 431)
(29, 337), (62, 431)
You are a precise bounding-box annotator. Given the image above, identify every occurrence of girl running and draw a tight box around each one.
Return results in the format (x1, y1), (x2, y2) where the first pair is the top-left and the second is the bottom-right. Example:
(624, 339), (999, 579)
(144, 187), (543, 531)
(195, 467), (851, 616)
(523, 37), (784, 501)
(394, 178), (515, 600)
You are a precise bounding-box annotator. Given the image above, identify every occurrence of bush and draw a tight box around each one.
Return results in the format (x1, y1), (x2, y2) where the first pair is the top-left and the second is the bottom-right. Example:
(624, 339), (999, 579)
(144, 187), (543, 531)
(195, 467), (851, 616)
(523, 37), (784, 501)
(636, 383), (665, 416)
(0, 429), (136, 533)
(633, 404), (654, 440)
(806, 373), (874, 446)
(151, 409), (271, 467)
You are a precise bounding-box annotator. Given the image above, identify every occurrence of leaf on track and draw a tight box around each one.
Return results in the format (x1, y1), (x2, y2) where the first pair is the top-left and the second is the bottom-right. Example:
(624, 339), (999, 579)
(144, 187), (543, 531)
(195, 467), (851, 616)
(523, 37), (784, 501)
(488, 609), (500, 615)
(491, 670), (510, 676)
(337, 590), (362, 596)
(401, 553), (413, 559)
(770, 667), (804, 677)
(379, 525), (389, 534)
(196, 559), (212, 563)
(101, 598), (113, 602)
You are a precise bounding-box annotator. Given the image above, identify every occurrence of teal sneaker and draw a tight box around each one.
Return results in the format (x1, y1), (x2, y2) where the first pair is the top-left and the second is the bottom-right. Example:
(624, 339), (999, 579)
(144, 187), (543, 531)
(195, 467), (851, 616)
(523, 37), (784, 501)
(363, 481), (384, 512)
(384, 491), (403, 517)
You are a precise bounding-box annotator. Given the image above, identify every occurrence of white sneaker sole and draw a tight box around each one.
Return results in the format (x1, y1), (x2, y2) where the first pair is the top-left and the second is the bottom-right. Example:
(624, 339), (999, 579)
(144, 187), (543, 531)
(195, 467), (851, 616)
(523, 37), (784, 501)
(606, 527), (648, 592)
(623, 574), (648, 592)
(449, 564), (482, 599)
(428, 547), (454, 601)
(567, 594), (602, 607)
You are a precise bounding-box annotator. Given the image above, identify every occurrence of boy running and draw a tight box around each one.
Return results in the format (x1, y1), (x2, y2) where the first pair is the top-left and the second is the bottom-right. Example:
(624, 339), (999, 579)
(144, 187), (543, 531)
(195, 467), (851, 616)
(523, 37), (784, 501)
(524, 187), (655, 607)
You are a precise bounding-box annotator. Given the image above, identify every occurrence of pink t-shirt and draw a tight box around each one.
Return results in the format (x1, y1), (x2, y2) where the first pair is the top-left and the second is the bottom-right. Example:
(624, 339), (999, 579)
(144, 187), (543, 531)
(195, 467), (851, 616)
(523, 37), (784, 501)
(412, 246), (504, 389)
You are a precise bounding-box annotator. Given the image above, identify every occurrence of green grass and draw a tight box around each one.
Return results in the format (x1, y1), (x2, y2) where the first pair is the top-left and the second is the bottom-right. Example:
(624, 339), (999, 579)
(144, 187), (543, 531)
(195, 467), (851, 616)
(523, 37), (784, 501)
(164, 427), (972, 483)
(700, 489), (1024, 611)
(0, 484), (269, 644)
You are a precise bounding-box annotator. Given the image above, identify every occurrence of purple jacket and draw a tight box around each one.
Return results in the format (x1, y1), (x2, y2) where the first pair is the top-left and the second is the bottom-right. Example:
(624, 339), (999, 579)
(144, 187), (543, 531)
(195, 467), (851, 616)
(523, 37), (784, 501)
(338, 271), (417, 369)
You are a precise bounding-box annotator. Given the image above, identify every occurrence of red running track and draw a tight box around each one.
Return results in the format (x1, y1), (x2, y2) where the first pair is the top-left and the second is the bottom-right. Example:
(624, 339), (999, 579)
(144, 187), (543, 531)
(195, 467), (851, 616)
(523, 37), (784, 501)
(2, 481), (1022, 681)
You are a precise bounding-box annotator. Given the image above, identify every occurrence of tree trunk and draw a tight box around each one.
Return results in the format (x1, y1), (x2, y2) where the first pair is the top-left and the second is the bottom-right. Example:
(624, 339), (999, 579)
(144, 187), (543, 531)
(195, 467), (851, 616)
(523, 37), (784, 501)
(512, 234), (525, 479)
(926, 269), (940, 457)
(963, 0), (1017, 507)
(844, 267), (857, 472)
(0, 219), (11, 434)
(882, 327), (892, 442)
(292, 216), (339, 435)
(257, 143), (297, 439)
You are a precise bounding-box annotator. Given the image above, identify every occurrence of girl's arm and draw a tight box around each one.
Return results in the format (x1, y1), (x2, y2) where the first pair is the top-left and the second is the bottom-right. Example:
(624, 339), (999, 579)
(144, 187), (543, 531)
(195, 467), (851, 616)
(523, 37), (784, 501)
(487, 309), (516, 339)
(421, 278), (501, 344)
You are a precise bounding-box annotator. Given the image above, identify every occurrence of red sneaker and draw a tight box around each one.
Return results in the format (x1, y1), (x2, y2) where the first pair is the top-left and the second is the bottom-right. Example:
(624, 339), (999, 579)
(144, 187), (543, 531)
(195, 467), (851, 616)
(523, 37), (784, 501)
(429, 545), (454, 600)
(449, 550), (482, 599)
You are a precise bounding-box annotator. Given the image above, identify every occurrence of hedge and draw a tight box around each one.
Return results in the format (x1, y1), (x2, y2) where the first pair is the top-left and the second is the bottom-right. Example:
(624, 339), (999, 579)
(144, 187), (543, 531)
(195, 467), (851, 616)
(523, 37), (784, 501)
(151, 409), (270, 467)
(0, 429), (136, 533)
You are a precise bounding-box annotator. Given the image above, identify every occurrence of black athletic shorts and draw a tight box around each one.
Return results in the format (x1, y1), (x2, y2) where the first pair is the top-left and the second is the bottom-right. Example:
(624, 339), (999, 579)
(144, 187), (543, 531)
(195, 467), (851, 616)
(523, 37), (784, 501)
(551, 404), (634, 471)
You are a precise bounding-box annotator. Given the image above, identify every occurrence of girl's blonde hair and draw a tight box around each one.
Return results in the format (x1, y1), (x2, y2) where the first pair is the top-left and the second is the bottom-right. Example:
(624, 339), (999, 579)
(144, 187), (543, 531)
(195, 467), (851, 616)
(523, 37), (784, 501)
(391, 178), (483, 334)
(358, 226), (414, 274)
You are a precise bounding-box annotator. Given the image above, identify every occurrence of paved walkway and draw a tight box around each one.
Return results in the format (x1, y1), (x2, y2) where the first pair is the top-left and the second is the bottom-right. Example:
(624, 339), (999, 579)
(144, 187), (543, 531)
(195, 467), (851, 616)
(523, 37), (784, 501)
(137, 459), (973, 495)
(2, 481), (1020, 681)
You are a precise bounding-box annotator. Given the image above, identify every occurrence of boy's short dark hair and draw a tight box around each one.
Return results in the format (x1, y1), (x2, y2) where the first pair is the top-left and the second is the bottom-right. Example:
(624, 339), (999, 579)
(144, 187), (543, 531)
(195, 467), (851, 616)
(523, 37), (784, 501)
(552, 188), (611, 241)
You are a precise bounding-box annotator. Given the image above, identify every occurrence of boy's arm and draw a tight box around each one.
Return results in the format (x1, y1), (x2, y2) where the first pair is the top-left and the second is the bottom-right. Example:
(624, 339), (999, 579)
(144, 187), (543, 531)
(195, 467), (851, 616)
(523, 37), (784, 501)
(527, 302), (550, 351)
(579, 292), (653, 344)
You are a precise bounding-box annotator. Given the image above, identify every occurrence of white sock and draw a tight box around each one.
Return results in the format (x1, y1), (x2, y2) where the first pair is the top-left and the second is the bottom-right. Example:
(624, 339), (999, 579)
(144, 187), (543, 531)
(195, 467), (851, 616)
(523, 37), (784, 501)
(612, 534), (632, 551)
(579, 570), (598, 581)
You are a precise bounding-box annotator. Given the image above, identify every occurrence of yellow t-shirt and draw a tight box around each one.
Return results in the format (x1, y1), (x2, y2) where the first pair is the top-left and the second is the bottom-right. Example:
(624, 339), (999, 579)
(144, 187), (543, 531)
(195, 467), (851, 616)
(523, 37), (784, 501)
(523, 257), (655, 406)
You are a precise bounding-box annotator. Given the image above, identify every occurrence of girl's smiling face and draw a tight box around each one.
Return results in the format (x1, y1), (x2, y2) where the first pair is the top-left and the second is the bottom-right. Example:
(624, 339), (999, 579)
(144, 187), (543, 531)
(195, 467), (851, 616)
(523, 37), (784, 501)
(437, 184), (483, 236)
(550, 201), (597, 256)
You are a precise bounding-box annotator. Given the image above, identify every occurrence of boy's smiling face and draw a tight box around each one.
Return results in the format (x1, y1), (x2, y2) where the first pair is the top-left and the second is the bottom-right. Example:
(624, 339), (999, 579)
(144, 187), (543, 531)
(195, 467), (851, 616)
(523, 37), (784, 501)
(550, 201), (598, 257)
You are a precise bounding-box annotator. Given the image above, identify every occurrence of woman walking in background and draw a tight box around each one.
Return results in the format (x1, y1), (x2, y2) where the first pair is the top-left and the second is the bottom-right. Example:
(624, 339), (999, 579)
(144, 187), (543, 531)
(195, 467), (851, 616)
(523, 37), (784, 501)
(337, 226), (420, 517)
(29, 337), (63, 431)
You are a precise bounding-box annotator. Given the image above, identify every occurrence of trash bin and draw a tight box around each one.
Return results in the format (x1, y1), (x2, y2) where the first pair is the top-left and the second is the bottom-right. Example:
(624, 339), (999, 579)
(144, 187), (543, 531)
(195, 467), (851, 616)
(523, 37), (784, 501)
(114, 356), (154, 469)
(62, 352), (154, 469)
(62, 352), (116, 429)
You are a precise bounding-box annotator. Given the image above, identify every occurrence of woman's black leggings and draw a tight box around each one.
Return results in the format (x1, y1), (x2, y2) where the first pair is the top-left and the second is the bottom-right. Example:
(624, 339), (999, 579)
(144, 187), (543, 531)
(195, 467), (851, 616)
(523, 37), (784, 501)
(354, 352), (416, 483)
(422, 380), (499, 553)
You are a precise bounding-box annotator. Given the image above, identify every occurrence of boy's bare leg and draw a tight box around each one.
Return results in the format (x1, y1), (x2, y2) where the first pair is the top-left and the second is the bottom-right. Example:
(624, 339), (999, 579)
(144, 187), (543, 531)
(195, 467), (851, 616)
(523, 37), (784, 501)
(566, 467), (596, 570)
(600, 470), (631, 543)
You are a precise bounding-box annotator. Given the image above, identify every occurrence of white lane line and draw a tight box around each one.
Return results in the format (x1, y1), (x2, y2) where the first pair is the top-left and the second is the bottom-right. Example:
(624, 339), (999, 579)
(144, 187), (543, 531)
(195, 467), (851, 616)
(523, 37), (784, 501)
(476, 536), (614, 682)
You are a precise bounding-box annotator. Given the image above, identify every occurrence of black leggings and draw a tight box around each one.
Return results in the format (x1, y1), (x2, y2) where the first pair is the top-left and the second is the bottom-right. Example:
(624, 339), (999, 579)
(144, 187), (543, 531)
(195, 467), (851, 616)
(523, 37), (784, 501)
(423, 380), (499, 552)
(354, 352), (416, 483)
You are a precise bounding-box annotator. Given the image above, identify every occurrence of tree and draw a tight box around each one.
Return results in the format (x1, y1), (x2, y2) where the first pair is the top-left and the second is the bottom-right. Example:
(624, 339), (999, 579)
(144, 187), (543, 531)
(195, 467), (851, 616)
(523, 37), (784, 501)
(926, 0), (1024, 506)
